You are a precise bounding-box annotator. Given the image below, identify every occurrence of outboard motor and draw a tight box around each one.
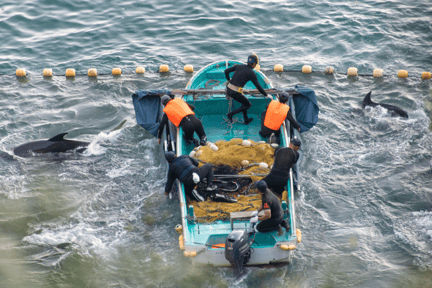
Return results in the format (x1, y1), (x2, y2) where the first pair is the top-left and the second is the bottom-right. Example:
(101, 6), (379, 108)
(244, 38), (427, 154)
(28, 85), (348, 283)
(225, 212), (258, 277)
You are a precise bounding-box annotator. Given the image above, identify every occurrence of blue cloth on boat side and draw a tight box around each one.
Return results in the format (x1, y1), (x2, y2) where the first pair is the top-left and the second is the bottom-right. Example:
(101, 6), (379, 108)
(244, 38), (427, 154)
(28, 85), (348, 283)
(132, 89), (172, 137)
(276, 85), (319, 133)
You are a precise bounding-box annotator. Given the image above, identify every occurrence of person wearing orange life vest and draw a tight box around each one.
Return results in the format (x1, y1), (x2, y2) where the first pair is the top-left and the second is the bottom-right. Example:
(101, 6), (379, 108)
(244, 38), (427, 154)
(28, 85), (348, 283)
(259, 92), (301, 143)
(157, 95), (207, 147)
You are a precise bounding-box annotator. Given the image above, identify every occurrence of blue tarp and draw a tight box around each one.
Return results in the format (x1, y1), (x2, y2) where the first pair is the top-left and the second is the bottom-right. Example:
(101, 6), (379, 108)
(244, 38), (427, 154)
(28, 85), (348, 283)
(277, 85), (319, 133)
(132, 89), (172, 137)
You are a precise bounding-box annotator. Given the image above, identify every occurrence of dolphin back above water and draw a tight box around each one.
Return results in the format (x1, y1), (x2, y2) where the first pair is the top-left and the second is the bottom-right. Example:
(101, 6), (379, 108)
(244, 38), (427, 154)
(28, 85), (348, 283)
(13, 133), (90, 157)
(362, 91), (409, 119)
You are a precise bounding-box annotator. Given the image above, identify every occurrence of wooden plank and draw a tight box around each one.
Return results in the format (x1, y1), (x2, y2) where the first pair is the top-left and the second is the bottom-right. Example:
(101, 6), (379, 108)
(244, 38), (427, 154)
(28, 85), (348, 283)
(170, 88), (299, 96)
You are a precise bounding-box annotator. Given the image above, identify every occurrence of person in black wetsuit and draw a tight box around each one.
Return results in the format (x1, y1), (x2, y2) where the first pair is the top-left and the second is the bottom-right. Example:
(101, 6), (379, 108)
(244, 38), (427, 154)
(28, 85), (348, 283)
(164, 151), (216, 201)
(259, 92), (301, 144)
(224, 54), (268, 125)
(262, 138), (301, 195)
(157, 95), (207, 147)
(255, 180), (290, 235)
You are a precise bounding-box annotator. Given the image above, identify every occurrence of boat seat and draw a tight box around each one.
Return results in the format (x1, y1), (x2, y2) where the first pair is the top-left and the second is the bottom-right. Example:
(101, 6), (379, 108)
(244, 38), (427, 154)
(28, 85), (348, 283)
(230, 210), (264, 230)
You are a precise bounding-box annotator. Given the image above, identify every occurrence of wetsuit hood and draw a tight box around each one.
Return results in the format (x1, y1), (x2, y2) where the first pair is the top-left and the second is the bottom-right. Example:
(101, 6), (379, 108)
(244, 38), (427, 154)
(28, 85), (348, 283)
(254, 180), (268, 193)
(161, 95), (172, 106)
(279, 92), (289, 103)
(165, 151), (177, 163)
(247, 54), (258, 65)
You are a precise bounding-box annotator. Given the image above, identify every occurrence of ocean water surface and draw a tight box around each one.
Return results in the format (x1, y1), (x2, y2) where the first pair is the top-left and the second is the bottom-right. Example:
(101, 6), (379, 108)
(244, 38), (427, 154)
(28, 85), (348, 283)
(0, 0), (431, 287)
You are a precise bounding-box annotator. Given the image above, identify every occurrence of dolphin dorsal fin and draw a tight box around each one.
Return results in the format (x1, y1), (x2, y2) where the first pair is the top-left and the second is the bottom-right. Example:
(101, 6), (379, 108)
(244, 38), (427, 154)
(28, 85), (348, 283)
(48, 133), (68, 142)
(362, 91), (373, 107)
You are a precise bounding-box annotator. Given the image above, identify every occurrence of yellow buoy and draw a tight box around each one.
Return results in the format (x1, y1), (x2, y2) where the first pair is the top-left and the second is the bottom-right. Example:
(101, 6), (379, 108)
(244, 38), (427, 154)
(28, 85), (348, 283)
(16, 68), (26, 77)
(254, 63), (261, 71)
(136, 67), (145, 74)
(179, 235), (185, 250)
(43, 68), (53, 77)
(280, 244), (289, 251)
(184, 65), (193, 73)
(65, 68), (76, 77)
(280, 244), (296, 250)
(112, 68), (121, 75)
(421, 72), (431, 80)
(373, 69), (383, 78)
(274, 64), (284, 72)
(347, 67), (358, 77)
(302, 65), (312, 74)
(184, 251), (197, 257)
(87, 68), (97, 77)
(175, 224), (183, 234)
(324, 66), (334, 74)
(159, 64), (169, 73)
(297, 228), (302, 243)
(397, 70), (408, 78)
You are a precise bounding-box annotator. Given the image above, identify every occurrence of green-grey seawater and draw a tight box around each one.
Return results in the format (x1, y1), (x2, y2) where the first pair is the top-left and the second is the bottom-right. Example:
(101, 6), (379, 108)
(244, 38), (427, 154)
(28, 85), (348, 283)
(0, 0), (431, 287)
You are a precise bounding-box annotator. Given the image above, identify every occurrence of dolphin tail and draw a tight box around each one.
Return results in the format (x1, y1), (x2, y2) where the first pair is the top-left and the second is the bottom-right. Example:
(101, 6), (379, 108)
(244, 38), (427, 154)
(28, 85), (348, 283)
(48, 133), (68, 142)
(362, 91), (373, 108)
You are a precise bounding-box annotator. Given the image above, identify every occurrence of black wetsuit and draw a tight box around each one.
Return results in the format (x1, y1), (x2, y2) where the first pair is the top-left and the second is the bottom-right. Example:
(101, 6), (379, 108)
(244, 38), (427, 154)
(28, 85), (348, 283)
(256, 189), (289, 233)
(224, 64), (267, 120)
(262, 147), (299, 195)
(165, 155), (214, 198)
(157, 103), (206, 144)
(259, 105), (301, 139)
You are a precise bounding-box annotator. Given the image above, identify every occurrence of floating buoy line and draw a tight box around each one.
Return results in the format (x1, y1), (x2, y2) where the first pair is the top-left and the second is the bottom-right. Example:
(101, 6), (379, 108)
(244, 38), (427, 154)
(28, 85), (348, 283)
(6, 64), (432, 81)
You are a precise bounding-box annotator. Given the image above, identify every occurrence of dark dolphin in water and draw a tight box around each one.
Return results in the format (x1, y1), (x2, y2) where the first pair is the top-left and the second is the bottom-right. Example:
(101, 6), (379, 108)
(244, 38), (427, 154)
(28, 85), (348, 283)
(362, 91), (409, 119)
(12, 132), (90, 157)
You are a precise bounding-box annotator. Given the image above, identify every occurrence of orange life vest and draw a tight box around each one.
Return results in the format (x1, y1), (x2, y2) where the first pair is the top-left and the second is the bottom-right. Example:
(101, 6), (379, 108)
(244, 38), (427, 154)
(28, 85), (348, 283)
(163, 98), (195, 127)
(263, 100), (289, 130)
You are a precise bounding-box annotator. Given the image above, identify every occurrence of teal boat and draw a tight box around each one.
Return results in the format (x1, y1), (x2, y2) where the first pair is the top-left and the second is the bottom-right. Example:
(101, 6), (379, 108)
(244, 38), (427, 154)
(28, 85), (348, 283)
(132, 60), (319, 274)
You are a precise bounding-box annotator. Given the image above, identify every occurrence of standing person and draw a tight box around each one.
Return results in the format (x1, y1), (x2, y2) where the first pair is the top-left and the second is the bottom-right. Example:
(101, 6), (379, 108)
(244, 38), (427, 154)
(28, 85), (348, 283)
(259, 92), (301, 143)
(157, 95), (207, 147)
(255, 180), (290, 235)
(164, 152), (217, 201)
(262, 138), (301, 195)
(224, 54), (268, 125)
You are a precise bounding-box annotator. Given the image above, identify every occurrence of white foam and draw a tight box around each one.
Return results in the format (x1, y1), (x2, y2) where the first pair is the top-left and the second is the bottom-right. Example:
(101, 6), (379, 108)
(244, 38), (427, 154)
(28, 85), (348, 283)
(106, 159), (135, 179)
(412, 211), (432, 240)
(22, 222), (112, 256)
(83, 130), (122, 156)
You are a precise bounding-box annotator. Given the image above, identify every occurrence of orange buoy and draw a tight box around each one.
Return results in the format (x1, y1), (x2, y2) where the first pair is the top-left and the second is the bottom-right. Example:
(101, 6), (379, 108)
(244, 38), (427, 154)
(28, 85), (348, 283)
(87, 68), (97, 77)
(159, 64), (169, 73)
(16, 68), (26, 77)
(302, 65), (312, 74)
(297, 228), (302, 243)
(421, 72), (431, 80)
(347, 67), (358, 77)
(274, 64), (284, 72)
(112, 68), (121, 75)
(136, 67), (145, 74)
(324, 66), (334, 74)
(65, 68), (75, 77)
(184, 65), (193, 73)
(373, 69), (383, 78)
(397, 70), (408, 78)
(43, 68), (52, 77)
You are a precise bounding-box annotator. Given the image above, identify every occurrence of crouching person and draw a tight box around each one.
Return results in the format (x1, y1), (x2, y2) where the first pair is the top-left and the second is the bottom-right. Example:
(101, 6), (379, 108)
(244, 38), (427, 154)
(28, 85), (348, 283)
(164, 151), (216, 201)
(255, 180), (290, 236)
